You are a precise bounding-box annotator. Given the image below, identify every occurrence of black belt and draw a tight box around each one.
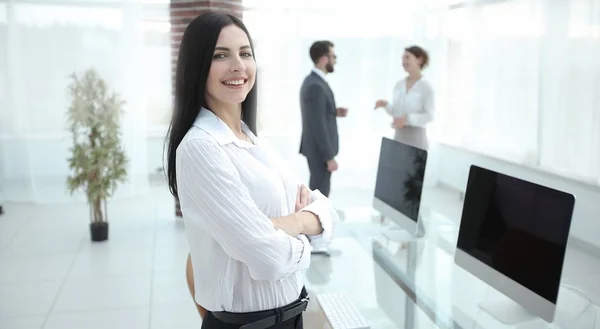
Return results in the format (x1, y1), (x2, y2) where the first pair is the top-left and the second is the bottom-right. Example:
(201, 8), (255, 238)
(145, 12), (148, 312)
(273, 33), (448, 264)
(212, 287), (309, 329)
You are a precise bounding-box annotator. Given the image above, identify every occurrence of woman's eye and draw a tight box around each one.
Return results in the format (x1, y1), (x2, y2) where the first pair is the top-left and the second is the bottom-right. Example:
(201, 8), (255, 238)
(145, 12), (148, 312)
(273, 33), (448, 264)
(241, 52), (253, 58)
(213, 53), (226, 59)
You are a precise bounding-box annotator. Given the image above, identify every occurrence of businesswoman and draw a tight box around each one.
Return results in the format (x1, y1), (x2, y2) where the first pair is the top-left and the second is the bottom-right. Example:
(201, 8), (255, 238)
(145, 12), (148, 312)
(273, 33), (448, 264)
(165, 12), (338, 329)
(374, 46), (434, 150)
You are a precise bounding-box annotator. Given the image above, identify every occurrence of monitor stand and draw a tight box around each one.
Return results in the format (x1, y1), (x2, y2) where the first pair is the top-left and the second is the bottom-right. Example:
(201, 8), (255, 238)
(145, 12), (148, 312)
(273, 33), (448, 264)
(379, 212), (421, 243)
(478, 298), (537, 325)
(382, 230), (415, 243)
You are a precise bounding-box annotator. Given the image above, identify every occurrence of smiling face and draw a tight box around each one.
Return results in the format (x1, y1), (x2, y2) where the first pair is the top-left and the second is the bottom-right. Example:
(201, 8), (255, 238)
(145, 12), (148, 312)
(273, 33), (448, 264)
(402, 50), (423, 74)
(205, 24), (256, 108)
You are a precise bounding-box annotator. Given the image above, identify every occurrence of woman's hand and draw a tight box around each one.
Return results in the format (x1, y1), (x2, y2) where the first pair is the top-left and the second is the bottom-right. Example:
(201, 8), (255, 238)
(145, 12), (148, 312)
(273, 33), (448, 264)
(271, 185), (325, 237)
(375, 99), (388, 109)
(392, 115), (407, 129)
(272, 212), (322, 237)
(295, 184), (312, 212)
(272, 214), (305, 237)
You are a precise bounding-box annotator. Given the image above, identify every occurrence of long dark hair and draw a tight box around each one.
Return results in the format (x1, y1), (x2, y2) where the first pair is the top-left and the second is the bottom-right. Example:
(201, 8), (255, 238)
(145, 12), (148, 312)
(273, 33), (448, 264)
(165, 12), (258, 198)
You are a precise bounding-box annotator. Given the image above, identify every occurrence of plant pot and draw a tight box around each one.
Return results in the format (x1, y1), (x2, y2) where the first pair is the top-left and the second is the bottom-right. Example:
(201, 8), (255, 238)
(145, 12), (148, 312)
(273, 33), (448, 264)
(90, 222), (109, 242)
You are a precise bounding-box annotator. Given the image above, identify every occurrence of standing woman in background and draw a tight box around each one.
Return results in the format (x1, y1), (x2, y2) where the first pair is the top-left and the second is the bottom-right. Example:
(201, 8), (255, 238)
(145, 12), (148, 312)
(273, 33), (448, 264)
(374, 46), (434, 150)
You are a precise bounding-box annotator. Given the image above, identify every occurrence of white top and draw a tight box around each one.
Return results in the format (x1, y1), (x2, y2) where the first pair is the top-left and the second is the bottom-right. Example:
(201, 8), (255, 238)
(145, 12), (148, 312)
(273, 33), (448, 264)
(385, 77), (435, 128)
(176, 109), (338, 313)
(312, 67), (329, 84)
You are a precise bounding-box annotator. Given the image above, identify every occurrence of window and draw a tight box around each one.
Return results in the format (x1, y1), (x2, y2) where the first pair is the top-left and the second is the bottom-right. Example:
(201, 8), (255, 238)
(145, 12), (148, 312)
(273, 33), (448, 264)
(243, 2), (424, 188)
(433, 0), (600, 185)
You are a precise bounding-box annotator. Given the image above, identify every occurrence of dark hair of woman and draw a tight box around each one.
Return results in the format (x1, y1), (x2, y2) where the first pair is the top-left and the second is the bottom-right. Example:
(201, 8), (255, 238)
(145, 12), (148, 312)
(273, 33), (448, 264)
(164, 12), (258, 198)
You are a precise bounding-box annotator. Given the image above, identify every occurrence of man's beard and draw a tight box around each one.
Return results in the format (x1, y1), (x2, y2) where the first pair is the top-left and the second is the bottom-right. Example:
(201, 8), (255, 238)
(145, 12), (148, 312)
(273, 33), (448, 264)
(325, 63), (334, 73)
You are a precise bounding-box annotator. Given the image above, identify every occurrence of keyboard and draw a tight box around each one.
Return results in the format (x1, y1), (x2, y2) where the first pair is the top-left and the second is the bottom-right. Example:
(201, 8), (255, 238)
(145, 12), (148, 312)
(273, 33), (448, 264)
(316, 292), (370, 329)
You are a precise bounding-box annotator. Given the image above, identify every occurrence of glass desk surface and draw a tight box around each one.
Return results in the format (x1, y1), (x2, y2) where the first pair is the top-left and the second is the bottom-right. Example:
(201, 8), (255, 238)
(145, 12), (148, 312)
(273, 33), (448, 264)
(303, 236), (441, 329)
(304, 189), (600, 329)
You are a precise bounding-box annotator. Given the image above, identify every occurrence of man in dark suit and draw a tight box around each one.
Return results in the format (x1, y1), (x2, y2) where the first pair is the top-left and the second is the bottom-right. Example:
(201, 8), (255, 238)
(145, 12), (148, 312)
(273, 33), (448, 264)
(299, 40), (348, 197)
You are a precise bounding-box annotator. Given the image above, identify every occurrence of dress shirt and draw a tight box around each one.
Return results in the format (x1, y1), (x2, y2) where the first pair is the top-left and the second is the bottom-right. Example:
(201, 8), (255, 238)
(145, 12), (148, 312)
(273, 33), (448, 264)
(312, 67), (329, 84)
(385, 77), (435, 127)
(176, 109), (338, 313)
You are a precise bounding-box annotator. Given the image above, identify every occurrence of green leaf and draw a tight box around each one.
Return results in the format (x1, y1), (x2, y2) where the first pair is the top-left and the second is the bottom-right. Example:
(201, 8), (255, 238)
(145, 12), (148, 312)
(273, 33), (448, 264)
(65, 68), (129, 222)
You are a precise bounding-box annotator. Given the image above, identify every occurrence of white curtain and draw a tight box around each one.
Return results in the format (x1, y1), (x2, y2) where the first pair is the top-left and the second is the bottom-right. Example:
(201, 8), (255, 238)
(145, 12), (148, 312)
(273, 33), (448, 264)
(8, 0), (595, 203)
(243, 1), (428, 191)
(428, 0), (600, 185)
(0, 1), (172, 203)
(539, 0), (600, 184)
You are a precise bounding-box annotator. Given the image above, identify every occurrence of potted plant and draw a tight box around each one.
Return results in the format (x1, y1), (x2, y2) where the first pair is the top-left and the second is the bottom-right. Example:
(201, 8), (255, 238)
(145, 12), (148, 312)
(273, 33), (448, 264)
(66, 69), (128, 242)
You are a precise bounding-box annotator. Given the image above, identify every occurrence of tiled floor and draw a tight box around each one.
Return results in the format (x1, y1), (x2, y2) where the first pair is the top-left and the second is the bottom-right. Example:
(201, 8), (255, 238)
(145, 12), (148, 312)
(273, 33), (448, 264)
(0, 183), (397, 329)
(2, 183), (600, 329)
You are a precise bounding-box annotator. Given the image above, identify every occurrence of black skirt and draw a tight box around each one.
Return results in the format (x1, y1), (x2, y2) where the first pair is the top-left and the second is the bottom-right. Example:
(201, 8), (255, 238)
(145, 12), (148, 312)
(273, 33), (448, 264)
(201, 287), (308, 329)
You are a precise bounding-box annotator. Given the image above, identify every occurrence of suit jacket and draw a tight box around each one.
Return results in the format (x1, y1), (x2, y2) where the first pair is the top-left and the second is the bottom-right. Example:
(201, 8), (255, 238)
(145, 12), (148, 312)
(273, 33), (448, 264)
(299, 71), (339, 162)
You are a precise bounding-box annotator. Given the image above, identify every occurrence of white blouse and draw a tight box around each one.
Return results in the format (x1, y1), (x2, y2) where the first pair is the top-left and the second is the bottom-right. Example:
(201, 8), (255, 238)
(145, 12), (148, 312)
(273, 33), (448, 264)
(176, 109), (338, 313)
(385, 77), (435, 127)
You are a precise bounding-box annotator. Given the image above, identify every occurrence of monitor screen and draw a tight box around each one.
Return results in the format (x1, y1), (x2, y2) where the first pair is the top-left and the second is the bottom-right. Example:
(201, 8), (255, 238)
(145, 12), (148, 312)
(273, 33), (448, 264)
(374, 137), (428, 223)
(457, 166), (575, 303)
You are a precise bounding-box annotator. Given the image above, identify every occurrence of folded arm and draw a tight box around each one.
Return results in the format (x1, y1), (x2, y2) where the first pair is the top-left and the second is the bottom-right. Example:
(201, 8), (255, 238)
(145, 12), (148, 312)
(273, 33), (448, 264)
(176, 138), (312, 281)
(299, 189), (339, 250)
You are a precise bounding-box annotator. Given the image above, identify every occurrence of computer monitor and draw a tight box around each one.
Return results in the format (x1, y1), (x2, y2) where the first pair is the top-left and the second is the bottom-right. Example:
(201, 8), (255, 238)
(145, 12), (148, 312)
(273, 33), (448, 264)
(373, 137), (428, 236)
(454, 165), (576, 324)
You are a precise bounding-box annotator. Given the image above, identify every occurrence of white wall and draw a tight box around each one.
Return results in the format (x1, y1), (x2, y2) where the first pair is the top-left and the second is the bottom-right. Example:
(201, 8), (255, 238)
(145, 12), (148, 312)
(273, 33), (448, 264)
(434, 143), (600, 249)
(6, 130), (598, 251)
(2, 130), (384, 203)
(146, 131), (392, 191)
(0, 1), (171, 204)
(0, 135), (149, 203)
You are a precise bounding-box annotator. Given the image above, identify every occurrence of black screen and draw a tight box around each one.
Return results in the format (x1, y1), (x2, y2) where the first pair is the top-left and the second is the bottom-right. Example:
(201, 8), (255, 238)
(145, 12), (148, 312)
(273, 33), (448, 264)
(457, 165), (575, 303)
(374, 137), (428, 223)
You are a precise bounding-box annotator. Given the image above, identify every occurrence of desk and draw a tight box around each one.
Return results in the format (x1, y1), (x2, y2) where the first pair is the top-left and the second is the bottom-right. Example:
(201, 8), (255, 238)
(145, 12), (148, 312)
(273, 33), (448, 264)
(369, 234), (600, 329)
(308, 187), (600, 329)
(303, 237), (443, 329)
